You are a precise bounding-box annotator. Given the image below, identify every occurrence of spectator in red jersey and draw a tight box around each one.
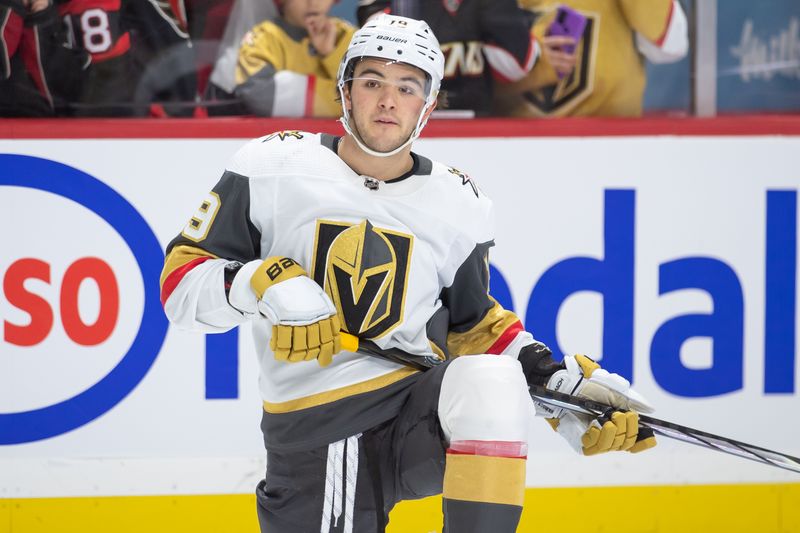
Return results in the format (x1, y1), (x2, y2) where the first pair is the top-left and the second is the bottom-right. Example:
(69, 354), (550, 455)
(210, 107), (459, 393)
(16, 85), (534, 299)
(57, 0), (197, 116)
(0, 0), (89, 116)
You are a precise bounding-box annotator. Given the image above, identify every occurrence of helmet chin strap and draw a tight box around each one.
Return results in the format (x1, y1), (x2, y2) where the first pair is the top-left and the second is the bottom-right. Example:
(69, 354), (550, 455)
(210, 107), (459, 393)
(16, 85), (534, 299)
(338, 116), (414, 158)
(338, 85), (432, 158)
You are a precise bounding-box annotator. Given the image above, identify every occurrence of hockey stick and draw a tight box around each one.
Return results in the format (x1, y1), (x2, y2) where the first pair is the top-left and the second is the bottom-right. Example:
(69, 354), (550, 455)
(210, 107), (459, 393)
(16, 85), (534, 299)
(528, 385), (800, 474)
(340, 332), (800, 474)
(340, 332), (441, 371)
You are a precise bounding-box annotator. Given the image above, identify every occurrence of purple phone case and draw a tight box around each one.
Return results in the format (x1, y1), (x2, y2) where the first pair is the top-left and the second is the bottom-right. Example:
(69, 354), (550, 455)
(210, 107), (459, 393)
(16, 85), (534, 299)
(546, 5), (587, 55)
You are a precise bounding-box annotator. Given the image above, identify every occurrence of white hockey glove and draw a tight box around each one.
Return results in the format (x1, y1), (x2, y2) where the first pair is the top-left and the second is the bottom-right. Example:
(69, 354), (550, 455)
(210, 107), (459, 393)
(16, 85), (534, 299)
(520, 343), (657, 456)
(227, 256), (342, 366)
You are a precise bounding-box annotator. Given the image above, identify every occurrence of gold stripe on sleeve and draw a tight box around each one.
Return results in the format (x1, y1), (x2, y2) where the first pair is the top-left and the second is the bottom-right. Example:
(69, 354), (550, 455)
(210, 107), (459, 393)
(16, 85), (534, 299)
(160, 245), (219, 288)
(446, 300), (520, 356)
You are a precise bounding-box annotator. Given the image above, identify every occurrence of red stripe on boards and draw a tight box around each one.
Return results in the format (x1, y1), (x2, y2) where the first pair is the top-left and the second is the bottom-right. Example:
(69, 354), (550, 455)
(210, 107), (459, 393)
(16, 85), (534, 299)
(4, 116), (800, 139)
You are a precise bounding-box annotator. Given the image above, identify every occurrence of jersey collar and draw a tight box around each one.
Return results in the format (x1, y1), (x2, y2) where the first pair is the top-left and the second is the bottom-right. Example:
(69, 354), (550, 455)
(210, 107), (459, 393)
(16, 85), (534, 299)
(322, 134), (433, 184)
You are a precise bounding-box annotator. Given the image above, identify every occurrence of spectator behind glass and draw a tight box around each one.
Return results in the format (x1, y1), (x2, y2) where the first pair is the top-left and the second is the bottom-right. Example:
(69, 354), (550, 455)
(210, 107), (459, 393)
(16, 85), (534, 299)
(182, 0), (237, 108)
(234, 0), (354, 117)
(58, 0), (196, 116)
(357, 0), (539, 117)
(205, 0), (276, 113)
(495, 0), (689, 117)
(0, 0), (89, 116)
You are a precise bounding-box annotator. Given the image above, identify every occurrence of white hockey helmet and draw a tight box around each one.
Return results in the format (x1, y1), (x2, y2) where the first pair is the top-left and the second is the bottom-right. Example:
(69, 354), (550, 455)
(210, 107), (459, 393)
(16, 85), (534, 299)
(337, 14), (445, 157)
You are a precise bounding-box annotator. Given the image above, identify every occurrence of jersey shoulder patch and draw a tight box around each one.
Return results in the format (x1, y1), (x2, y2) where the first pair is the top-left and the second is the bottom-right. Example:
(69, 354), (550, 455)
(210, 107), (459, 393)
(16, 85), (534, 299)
(228, 131), (322, 177)
(445, 165), (481, 199)
(430, 161), (485, 200)
(259, 130), (308, 143)
(227, 130), (335, 181)
(427, 161), (494, 244)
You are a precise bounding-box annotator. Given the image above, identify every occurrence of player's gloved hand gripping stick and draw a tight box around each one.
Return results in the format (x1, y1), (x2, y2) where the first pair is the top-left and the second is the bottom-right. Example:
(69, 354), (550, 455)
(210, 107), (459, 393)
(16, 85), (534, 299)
(530, 353), (657, 455)
(340, 332), (800, 474)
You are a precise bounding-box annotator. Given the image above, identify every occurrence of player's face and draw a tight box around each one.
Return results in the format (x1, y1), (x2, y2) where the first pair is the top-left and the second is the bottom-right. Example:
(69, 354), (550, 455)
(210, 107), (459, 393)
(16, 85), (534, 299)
(281, 0), (335, 28)
(345, 58), (431, 154)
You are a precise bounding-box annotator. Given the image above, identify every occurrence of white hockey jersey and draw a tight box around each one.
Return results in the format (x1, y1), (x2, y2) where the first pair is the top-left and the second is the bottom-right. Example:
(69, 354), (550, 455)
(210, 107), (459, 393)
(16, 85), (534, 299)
(160, 131), (529, 450)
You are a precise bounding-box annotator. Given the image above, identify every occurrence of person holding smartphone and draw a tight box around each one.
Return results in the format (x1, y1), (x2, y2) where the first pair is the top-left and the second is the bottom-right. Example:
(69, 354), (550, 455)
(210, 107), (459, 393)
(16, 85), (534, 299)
(495, 0), (689, 117)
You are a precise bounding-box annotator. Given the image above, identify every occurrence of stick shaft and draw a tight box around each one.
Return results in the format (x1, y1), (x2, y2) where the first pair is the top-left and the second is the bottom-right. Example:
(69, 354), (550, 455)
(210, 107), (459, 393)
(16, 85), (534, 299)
(340, 332), (800, 474)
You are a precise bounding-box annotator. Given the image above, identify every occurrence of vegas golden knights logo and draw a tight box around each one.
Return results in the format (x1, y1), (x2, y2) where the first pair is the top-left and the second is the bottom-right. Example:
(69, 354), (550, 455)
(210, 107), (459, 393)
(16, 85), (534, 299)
(523, 16), (596, 114)
(311, 219), (413, 339)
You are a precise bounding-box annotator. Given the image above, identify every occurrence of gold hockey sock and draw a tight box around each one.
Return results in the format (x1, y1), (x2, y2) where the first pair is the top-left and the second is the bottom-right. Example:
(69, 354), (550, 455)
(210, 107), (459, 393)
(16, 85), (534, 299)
(442, 440), (526, 533)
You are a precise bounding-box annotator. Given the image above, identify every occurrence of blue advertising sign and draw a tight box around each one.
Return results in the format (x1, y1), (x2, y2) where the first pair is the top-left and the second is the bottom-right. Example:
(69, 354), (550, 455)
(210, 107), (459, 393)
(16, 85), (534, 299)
(0, 155), (169, 444)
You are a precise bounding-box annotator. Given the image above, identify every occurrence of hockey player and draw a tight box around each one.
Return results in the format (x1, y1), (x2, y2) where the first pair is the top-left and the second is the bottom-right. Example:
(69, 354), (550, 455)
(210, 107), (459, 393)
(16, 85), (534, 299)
(495, 0), (689, 117)
(234, 0), (355, 117)
(356, 0), (539, 116)
(161, 14), (656, 533)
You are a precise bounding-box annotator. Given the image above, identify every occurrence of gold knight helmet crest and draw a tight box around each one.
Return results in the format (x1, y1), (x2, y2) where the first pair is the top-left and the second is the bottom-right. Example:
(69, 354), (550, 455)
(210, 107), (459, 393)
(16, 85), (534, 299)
(312, 219), (413, 339)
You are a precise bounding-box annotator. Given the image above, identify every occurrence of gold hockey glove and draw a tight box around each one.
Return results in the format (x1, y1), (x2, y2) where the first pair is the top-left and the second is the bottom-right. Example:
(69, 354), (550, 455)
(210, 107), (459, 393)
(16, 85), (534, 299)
(522, 345), (657, 456)
(231, 256), (342, 366)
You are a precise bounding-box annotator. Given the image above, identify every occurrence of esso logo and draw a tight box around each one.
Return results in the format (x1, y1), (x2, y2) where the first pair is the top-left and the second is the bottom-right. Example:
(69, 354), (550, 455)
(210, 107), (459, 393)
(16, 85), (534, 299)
(4, 257), (119, 348)
(0, 155), (168, 444)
